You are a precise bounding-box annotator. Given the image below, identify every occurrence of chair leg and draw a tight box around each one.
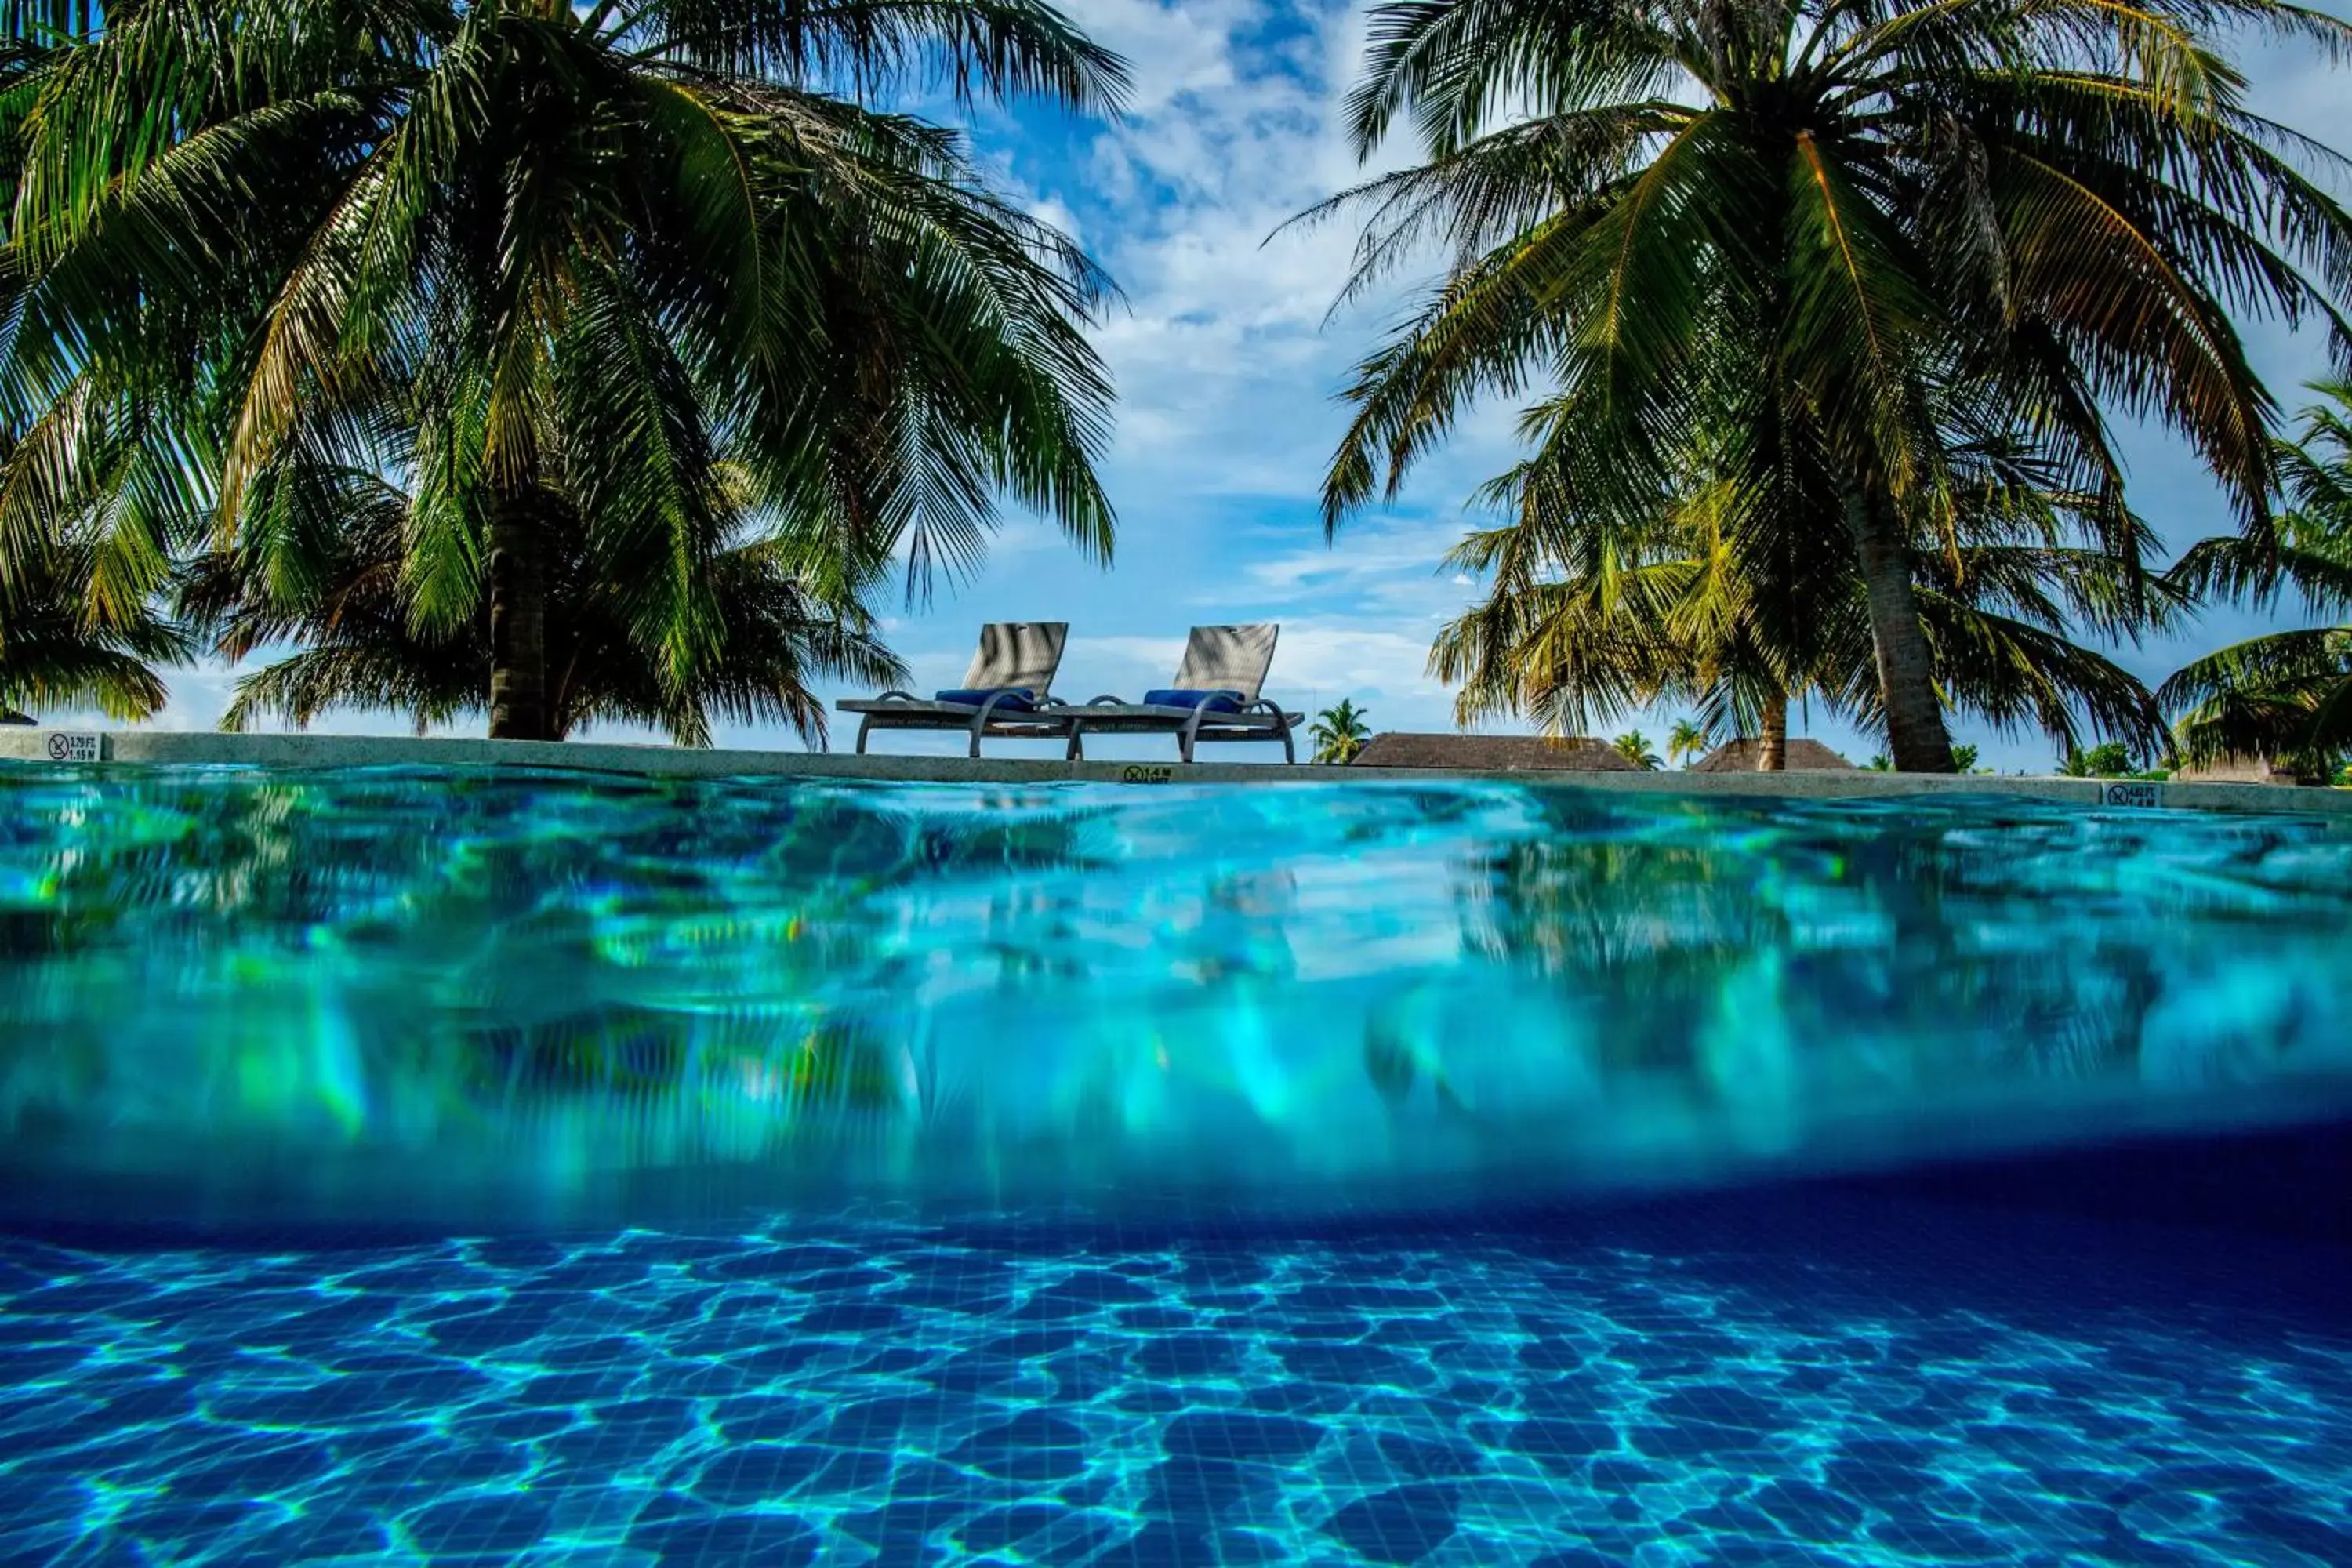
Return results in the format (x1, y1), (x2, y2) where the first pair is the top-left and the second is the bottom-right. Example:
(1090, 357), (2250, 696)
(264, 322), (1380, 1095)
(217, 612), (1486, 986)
(1181, 709), (1209, 765)
(1279, 720), (1294, 765)
(857, 717), (874, 756)
(968, 722), (984, 760)
(1065, 725), (1085, 762)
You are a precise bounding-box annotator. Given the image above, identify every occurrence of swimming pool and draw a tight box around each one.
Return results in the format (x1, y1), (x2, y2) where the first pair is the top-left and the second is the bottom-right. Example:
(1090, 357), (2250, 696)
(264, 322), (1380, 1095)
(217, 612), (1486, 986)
(2, 765), (2349, 1564)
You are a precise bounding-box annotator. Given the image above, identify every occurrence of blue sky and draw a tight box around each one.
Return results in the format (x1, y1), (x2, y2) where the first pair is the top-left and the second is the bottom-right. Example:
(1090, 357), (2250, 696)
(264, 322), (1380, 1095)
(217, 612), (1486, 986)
(103, 1), (2352, 771)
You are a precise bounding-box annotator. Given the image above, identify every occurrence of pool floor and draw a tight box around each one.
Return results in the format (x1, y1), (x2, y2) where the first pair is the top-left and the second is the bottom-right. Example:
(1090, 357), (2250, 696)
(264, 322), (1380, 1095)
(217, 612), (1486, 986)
(2, 1191), (2349, 1567)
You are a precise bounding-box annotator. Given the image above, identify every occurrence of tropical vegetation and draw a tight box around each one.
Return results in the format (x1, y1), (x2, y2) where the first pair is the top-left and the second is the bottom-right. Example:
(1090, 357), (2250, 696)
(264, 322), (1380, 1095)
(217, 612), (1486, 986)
(1610, 729), (1662, 770)
(0, 524), (190, 723)
(1310, 698), (1374, 764)
(2056, 742), (2143, 779)
(2161, 382), (2352, 782)
(1303, 0), (2352, 771)
(0, 0), (1124, 739)
(179, 477), (904, 745)
(1431, 429), (2184, 768)
(2, 2), (2349, 779)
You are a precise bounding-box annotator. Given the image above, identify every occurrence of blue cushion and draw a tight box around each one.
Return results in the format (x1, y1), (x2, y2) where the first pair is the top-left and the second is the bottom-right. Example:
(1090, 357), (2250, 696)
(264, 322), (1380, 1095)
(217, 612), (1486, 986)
(1144, 688), (1244, 713)
(935, 688), (1035, 711)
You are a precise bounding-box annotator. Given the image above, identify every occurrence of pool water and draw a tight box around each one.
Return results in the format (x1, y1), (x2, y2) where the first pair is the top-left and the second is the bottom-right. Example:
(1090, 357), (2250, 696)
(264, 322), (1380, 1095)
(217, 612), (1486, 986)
(2, 766), (2350, 1564)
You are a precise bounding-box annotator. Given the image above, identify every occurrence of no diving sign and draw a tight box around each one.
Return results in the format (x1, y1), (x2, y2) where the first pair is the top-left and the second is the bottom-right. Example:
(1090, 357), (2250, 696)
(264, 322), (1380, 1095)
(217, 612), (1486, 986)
(2103, 781), (2161, 809)
(42, 731), (103, 764)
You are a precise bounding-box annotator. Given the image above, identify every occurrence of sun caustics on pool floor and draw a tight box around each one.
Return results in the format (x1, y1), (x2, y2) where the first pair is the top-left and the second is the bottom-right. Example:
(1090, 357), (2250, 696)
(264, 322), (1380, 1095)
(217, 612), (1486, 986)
(1, 765), (2349, 1565)
(3, 1194), (2349, 1567)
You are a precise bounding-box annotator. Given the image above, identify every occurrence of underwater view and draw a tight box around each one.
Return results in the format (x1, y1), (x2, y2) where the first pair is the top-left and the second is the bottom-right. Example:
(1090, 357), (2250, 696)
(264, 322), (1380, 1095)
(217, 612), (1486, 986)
(2, 765), (2350, 1565)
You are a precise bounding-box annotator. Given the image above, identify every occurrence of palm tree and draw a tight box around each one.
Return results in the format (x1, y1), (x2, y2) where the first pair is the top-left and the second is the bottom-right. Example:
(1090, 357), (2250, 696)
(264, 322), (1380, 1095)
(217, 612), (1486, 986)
(1310, 698), (1373, 764)
(0, 392), (195, 723)
(2161, 381), (2352, 779)
(2, 1), (1127, 740)
(0, 537), (189, 723)
(1666, 718), (1711, 770)
(2056, 742), (2134, 779)
(180, 468), (902, 746)
(1434, 428), (2181, 770)
(1611, 729), (1663, 770)
(1304, 0), (2352, 772)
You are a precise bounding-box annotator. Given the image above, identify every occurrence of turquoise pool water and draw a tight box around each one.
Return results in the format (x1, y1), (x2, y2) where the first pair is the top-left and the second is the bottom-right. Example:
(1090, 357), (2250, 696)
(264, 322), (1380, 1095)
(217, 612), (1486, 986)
(2, 765), (2350, 1566)
(2, 767), (2347, 1227)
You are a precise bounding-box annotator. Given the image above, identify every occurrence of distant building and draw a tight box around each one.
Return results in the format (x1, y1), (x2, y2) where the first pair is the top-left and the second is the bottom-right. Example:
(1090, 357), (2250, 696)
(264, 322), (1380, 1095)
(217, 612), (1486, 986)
(2174, 753), (2300, 784)
(1350, 733), (1636, 771)
(1690, 737), (1856, 771)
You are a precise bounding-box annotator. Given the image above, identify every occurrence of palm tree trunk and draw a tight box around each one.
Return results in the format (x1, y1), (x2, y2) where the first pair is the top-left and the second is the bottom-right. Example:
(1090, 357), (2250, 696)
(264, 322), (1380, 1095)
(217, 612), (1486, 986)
(1757, 688), (1788, 771)
(488, 493), (547, 742)
(1846, 489), (1953, 773)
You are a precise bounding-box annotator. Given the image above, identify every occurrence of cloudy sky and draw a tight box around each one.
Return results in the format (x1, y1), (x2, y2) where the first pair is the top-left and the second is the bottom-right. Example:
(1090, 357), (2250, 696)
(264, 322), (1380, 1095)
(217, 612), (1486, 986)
(109, 1), (2352, 771)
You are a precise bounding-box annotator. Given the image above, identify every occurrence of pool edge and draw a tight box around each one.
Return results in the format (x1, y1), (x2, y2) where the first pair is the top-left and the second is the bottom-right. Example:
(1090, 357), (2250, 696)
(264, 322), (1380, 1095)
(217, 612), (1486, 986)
(3, 728), (2347, 816)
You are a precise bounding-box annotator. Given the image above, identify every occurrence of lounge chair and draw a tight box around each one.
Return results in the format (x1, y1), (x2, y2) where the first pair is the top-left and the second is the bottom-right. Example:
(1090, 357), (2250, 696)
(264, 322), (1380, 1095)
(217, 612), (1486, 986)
(1063, 623), (1304, 763)
(837, 622), (1075, 757)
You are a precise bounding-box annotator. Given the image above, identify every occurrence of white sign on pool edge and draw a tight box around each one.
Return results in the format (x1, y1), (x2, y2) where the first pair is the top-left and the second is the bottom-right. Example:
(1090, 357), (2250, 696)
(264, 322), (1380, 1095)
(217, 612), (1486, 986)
(42, 731), (103, 764)
(2103, 781), (2161, 809)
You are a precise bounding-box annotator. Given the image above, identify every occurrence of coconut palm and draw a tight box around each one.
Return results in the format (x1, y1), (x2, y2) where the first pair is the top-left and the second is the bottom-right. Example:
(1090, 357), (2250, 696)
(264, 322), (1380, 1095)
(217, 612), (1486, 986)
(2, 0), (1126, 740)
(2161, 381), (2352, 778)
(1304, 0), (2352, 772)
(1436, 426), (2182, 768)
(1311, 698), (1374, 764)
(180, 465), (902, 746)
(1666, 718), (1710, 770)
(0, 372), (198, 722)
(2056, 742), (2134, 778)
(0, 536), (190, 723)
(1611, 729), (1663, 770)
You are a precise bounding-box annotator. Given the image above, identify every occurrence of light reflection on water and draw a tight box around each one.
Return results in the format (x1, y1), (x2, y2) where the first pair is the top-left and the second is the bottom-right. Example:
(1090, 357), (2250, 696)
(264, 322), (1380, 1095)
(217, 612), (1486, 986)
(2, 765), (2348, 1228)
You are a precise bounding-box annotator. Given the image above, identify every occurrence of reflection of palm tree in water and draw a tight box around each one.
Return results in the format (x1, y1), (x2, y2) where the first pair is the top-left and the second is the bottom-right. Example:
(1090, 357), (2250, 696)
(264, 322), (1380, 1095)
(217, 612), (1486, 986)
(463, 1010), (910, 1145)
(1456, 808), (2168, 1094)
(1458, 835), (1756, 1076)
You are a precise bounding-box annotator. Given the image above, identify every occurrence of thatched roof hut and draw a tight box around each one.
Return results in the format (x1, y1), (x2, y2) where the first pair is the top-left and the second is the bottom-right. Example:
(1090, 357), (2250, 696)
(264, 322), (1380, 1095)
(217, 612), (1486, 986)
(1690, 737), (1855, 772)
(2174, 753), (2299, 784)
(1350, 733), (1637, 771)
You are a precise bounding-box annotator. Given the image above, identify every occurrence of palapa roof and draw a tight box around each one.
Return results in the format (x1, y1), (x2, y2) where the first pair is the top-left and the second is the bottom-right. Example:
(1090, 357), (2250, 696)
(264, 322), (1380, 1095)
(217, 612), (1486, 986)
(1690, 737), (1856, 772)
(1350, 732), (1637, 771)
(2173, 753), (2299, 784)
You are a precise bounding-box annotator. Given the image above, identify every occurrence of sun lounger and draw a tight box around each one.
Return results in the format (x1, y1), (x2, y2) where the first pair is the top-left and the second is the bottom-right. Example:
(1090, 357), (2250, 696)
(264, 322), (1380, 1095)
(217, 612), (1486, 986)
(837, 622), (1075, 757)
(1063, 623), (1304, 763)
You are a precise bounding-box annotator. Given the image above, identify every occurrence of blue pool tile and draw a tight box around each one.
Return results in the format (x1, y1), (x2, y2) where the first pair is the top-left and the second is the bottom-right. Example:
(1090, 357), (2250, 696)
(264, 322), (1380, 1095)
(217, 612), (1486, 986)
(1321, 1483), (1462, 1563)
(946, 1410), (1092, 1483)
(625, 1509), (822, 1563)
(2, 1193), (2350, 1568)
(1161, 1410), (1326, 1463)
(398, 1492), (554, 1556)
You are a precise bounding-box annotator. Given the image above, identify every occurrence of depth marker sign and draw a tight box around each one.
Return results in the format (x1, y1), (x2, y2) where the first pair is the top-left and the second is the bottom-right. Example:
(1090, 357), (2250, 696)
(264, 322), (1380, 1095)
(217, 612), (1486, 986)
(42, 732), (103, 764)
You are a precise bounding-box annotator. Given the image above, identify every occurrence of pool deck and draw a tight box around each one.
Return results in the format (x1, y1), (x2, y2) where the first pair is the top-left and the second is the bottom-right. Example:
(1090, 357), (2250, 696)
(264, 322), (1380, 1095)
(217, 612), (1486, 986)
(3, 728), (2347, 815)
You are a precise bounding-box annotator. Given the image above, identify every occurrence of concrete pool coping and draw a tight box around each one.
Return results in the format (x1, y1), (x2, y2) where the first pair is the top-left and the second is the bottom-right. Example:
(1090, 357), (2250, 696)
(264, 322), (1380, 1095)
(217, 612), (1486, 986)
(4, 727), (2348, 816)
